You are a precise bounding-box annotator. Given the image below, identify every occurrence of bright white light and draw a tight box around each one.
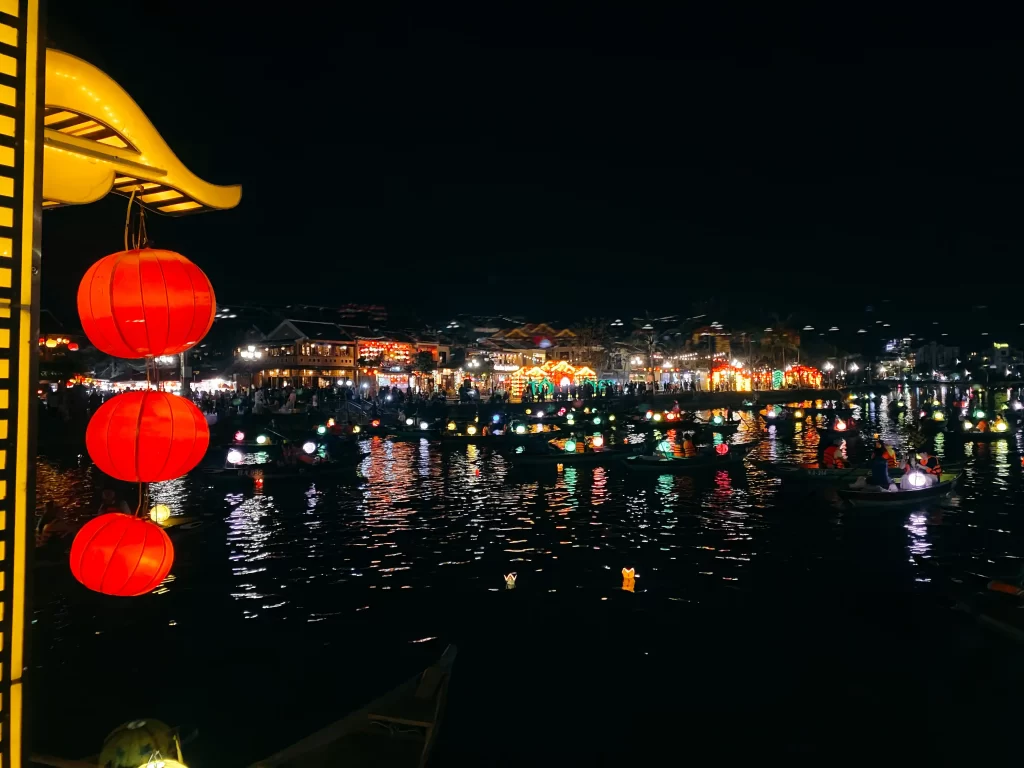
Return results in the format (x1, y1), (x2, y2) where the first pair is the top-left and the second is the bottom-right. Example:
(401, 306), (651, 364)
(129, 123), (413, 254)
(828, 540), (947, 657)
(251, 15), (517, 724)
(227, 450), (243, 464)
(515, 425), (526, 434)
(592, 436), (604, 448)
(302, 441), (316, 454)
(337, 379), (346, 386)
(823, 362), (834, 371)
(406, 418), (414, 426)
(420, 421), (429, 430)
(906, 471), (927, 488)
(347, 380), (354, 386)
(256, 434), (268, 445)
(848, 363), (859, 372)
(829, 326), (839, 331)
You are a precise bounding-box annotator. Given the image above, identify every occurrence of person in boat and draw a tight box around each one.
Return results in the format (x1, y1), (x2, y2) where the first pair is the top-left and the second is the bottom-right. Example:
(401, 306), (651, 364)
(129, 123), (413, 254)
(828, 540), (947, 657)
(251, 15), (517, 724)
(672, 400), (681, 414)
(916, 450), (941, 485)
(822, 438), (846, 469)
(869, 446), (895, 491)
(36, 501), (74, 549)
(992, 414), (1008, 432)
(976, 417), (988, 432)
(681, 433), (697, 457)
(884, 442), (898, 468)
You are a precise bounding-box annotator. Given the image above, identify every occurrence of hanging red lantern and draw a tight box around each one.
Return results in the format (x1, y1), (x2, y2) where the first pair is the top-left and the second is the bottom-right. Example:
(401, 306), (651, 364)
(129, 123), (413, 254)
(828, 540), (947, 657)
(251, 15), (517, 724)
(715, 443), (730, 455)
(70, 513), (174, 596)
(86, 391), (209, 482)
(77, 248), (216, 359)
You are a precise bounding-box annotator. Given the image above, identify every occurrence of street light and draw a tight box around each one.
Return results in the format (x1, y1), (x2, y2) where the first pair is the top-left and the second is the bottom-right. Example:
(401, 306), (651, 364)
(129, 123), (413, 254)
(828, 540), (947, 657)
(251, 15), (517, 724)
(849, 363), (859, 372)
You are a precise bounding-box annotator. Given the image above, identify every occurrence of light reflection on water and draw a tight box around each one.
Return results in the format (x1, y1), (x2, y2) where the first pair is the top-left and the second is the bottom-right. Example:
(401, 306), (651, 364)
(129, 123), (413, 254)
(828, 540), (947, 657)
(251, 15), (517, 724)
(29, 389), (1024, 761)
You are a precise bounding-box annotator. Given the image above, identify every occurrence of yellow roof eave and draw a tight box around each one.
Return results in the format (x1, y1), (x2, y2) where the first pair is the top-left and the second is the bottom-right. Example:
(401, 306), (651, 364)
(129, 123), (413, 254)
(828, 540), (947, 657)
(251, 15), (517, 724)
(42, 49), (241, 214)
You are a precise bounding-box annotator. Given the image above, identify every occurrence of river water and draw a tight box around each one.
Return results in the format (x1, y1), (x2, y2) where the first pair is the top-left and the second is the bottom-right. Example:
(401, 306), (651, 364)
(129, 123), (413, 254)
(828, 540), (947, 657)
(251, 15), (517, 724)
(31, 392), (1024, 763)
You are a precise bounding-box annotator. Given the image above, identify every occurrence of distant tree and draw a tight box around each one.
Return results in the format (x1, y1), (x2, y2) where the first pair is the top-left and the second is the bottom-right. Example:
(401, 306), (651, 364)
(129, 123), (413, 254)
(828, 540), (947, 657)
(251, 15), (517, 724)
(568, 318), (609, 367)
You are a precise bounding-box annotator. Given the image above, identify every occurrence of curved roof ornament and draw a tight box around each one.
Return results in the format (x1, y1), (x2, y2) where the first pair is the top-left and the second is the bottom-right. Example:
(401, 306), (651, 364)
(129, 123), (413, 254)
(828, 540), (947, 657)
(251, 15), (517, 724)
(42, 49), (241, 215)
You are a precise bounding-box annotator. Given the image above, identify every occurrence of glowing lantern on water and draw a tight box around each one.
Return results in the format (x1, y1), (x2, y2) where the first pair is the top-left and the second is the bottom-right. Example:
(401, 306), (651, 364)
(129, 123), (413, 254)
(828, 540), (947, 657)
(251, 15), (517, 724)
(906, 471), (927, 489)
(447, 421), (457, 431)
(302, 441), (316, 454)
(352, 425), (361, 434)
(834, 419), (847, 431)
(653, 413), (662, 422)
(45, 338), (57, 348)
(101, 719), (178, 768)
(666, 413), (676, 421)
(932, 411), (946, 422)
(86, 391), (209, 482)
(492, 413), (501, 423)
(963, 420), (973, 431)
(70, 513), (174, 596)
(592, 435), (605, 448)
(371, 419), (381, 427)
(227, 449), (242, 464)
(974, 410), (986, 419)
(138, 758), (187, 768)
(609, 414), (616, 422)
(593, 416), (602, 425)
(712, 415), (724, 425)
(317, 425), (327, 435)
(766, 410), (776, 419)
(420, 421), (430, 430)
(68, 342), (80, 351)
(466, 425), (477, 435)
(327, 418), (336, 427)
(525, 409), (532, 415)
(794, 410), (803, 418)
(516, 425), (526, 434)
(645, 411), (654, 420)
(256, 434), (268, 445)
(996, 421), (1008, 432)
(564, 440), (578, 453)
(715, 443), (729, 455)
(77, 249), (215, 358)
(148, 504), (171, 524)
(405, 418), (414, 426)
(234, 431), (245, 442)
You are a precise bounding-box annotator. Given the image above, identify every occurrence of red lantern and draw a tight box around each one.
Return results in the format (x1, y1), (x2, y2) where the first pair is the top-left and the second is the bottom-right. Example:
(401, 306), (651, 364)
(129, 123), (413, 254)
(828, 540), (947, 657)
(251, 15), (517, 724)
(715, 443), (729, 455)
(86, 391), (209, 482)
(67, 342), (79, 351)
(70, 513), (174, 596)
(77, 248), (216, 359)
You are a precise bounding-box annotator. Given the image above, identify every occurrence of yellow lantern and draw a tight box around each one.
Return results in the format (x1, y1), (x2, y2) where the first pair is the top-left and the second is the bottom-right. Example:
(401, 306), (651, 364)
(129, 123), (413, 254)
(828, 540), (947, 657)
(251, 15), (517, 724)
(45, 338), (57, 348)
(447, 421), (457, 431)
(466, 425), (477, 435)
(149, 504), (171, 524)
(138, 759), (188, 768)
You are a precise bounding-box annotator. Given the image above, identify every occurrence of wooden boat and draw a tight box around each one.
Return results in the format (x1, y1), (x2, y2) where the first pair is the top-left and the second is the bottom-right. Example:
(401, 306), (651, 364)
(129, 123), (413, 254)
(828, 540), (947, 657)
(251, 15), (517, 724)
(511, 444), (637, 466)
(622, 445), (751, 474)
(440, 427), (560, 447)
(837, 473), (959, 507)
(946, 426), (1017, 442)
(249, 645), (457, 768)
(753, 460), (964, 484)
(203, 458), (358, 481)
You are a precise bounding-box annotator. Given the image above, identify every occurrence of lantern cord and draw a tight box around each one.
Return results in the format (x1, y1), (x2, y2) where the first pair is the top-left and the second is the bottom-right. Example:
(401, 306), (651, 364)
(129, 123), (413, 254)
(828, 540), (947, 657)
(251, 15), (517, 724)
(123, 188), (137, 252)
(136, 482), (149, 518)
(123, 189), (150, 251)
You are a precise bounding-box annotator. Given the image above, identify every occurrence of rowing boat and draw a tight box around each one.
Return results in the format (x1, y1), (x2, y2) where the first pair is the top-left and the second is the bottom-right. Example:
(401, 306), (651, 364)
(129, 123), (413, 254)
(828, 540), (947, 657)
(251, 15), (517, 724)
(511, 445), (637, 466)
(249, 645), (457, 768)
(837, 473), (959, 507)
(622, 445), (751, 474)
(753, 460), (965, 484)
(946, 427), (1017, 442)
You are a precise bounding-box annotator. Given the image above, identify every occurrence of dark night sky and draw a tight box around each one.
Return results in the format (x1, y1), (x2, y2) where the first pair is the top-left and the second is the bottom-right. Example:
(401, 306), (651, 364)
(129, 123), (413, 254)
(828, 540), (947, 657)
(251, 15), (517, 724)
(41, 4), (1024, 346)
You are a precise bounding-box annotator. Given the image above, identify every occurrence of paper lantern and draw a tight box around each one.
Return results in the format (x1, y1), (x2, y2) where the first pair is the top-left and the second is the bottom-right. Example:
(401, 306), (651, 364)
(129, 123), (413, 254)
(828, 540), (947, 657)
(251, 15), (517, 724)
(101, 719), (177, 768)
(149, 504), (171, 524)
(70, 513), (174, 596)
(77, 248), (216, 358)
(715, 443), (729, 455)
(86, 391), (209, 482)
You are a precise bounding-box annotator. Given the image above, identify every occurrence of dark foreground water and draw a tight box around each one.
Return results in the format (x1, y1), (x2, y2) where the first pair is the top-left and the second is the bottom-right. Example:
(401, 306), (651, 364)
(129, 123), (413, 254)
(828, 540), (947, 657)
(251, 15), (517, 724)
(31, 394), (1024, 763)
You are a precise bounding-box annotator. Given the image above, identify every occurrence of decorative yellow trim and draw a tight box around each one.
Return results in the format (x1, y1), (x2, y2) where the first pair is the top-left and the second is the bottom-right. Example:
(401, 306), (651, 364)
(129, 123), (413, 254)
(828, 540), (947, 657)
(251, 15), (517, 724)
(43, 49), (241, 214)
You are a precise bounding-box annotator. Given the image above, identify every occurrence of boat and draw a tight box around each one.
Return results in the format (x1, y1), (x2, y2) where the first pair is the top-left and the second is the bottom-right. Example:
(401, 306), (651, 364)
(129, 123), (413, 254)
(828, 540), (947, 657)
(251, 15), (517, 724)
(946, 425), (1017, 442)
(753, 460), (965, 484)
(511, 444), (638, 466)
(440, 425), (560, 447)
(203, 455), (358, 481)
(249, 645), (457, 768)
(837, 473), (959, 507)
(622, 444), (751, 474)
